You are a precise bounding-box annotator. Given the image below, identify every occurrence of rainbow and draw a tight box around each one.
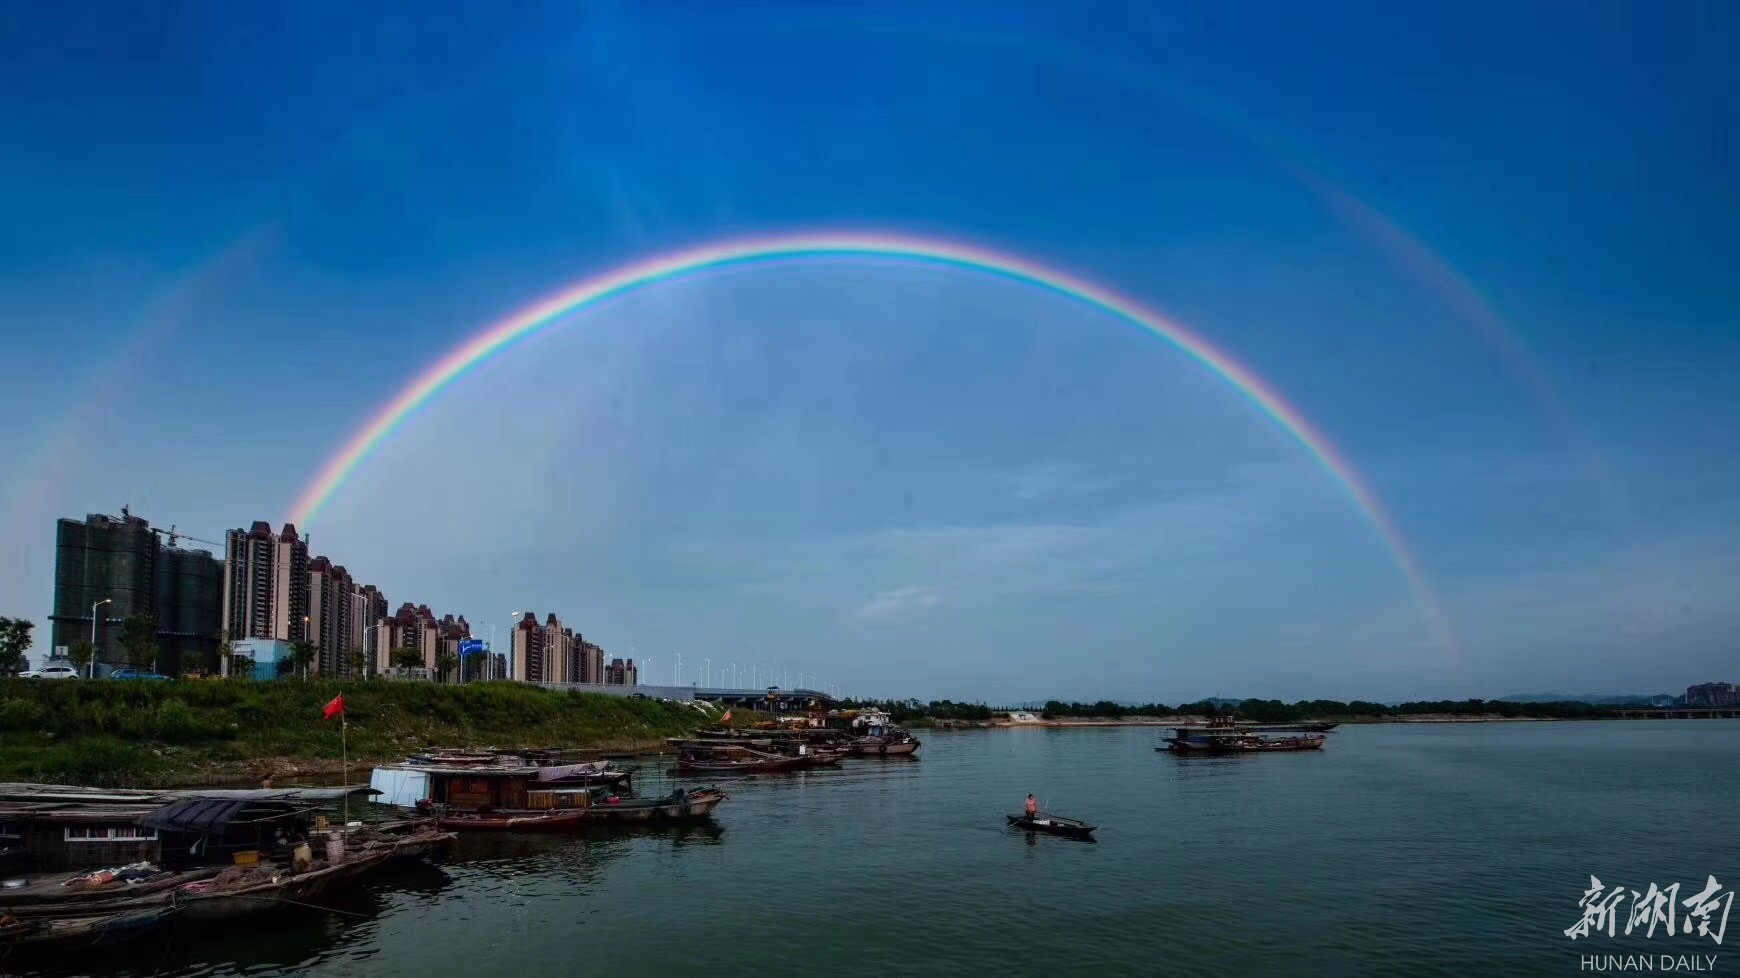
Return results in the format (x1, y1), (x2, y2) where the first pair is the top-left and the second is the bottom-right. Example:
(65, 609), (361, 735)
(288, 232), (1454, 652)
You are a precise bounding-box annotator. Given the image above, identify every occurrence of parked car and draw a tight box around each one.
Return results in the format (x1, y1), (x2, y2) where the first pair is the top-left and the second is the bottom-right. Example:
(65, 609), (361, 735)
(20, 664), (80, 680)
(109, 668), (172, 681)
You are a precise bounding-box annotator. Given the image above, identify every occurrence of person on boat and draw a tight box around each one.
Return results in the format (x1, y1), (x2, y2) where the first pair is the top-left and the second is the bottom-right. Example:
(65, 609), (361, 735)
(1024, 794), (1038, 819)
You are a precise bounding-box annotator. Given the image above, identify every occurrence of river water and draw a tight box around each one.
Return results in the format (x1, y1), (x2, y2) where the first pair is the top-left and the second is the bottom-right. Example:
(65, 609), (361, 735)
(8, 721), (1739, 977)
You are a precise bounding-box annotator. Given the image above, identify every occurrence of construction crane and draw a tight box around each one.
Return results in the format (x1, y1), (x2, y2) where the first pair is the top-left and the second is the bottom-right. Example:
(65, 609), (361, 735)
(150, 524), (226, 551)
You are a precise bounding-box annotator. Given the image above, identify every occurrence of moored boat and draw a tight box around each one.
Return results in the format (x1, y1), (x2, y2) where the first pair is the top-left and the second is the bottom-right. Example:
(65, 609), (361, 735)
(371, 757), (727, 830)
(1005, 813), (1097, 841)
(433, 788), (728, 830)
(842, 709), (923, 757)
(173, 849), (394, 921)
(0, 906), (177, 948)
(672, 743), (815, 775)
(0, 865), (221, 917)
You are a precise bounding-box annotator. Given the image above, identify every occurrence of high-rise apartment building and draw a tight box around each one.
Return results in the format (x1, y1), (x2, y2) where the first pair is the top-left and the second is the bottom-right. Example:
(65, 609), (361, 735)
(513, 611), (577, 683)
(49, 510), (223, 673)
(154, 544), (224, 670)
(222, 522), (309, 644)
(509, 612), (614, 685)
(355, 584), (388, 667)
(577, 640), (604, 685)
(605, 657), (639, 686)
(372, 603), (468, 677)
(1685, 682), (1738, 708)
(307, 556), (355, 676)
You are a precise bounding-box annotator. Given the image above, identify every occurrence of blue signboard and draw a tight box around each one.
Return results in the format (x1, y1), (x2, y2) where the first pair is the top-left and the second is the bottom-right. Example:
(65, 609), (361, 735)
(459, 639), (486, 657)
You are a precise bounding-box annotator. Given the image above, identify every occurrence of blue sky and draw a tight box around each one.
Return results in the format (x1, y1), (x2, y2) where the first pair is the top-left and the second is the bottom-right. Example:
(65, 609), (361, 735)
(1, 1), (1735, 701)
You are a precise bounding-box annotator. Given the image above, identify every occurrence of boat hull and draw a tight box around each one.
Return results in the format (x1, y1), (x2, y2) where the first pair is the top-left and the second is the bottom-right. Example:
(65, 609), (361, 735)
(0, 907), (177, 948)
(674, 755), (813, 775)
(1006, 814), (1096, 840)
(1161, 736), (1325, 754)
(847, 738), (921, 757)
(434, 790), (727, 831)
(175, 851), (393, 921)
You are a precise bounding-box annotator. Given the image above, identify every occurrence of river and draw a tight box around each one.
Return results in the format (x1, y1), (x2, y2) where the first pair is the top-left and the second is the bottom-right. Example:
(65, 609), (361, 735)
(8, 721), (1738, 977)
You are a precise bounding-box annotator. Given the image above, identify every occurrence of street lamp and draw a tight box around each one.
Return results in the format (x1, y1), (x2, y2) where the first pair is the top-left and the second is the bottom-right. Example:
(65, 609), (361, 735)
(89, 598), (111, 678)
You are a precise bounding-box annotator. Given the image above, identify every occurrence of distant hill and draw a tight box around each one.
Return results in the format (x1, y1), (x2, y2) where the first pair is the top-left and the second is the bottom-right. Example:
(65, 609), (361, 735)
(1498, 693), (1678, 706)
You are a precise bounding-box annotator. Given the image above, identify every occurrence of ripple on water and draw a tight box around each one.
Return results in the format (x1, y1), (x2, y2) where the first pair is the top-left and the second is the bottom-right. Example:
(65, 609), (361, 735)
(9, 722), (1736, 978)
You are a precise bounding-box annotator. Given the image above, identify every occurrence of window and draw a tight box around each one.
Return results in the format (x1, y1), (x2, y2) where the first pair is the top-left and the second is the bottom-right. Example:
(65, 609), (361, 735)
(63, 826), (159, 842)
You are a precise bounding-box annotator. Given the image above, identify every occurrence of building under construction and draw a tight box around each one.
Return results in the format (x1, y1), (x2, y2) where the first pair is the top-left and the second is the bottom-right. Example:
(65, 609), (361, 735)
(49, 509), (224, 674)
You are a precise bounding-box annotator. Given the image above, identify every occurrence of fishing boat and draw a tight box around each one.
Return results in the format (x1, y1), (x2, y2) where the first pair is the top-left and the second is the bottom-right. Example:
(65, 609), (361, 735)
(173, 849), (395, 921)
(0, 906), (177, 948)
(672, 743), (815, 775)
(431, 788), (728, 831)
(0, 865), (222, 917)
(843, 710), (923, 757)
(370, 758), (727, 829)
(402, 752), (635, 792)
(340, 820), (457, 862)
(1005, 813), (1097, 841)
(1160, 716), (1326, 754)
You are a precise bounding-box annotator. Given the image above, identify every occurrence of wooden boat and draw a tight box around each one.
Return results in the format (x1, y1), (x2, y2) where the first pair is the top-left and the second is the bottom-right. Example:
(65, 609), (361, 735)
(336, 821), (457, 862)
(1005, 813), (1097, 841)
(1161, 717), (1326, 754)
(1236, 735), (1326, 752)
(0, 906), (177, 948)
(846, 736), (922, 757)
(673, 744), (814, 775)
(401, 752), (635, 792)
(0, 866), (222, 917)
(431, 788), (727, 831)
(433, 808), (593, 831)
(842, 709), (922, 756)
(173, 849), (394, 921)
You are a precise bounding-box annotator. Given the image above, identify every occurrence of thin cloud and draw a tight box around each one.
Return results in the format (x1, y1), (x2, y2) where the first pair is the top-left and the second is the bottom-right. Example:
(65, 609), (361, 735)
(856, 585), (944, 621)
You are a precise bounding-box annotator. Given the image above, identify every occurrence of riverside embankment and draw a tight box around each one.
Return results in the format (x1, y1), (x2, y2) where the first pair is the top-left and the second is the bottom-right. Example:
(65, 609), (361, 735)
(0, 679), (717, 787)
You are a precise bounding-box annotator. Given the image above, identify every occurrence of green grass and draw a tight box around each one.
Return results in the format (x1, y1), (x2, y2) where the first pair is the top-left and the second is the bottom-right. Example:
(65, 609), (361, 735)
(0, 679), (712, 787)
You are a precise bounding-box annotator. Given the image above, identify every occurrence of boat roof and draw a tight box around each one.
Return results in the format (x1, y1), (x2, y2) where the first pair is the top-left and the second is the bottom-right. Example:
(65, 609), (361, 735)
(0, 783), (376, 804)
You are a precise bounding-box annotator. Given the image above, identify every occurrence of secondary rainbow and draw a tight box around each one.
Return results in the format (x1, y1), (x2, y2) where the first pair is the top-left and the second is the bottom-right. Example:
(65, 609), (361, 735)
(288, 232), (1454, 653)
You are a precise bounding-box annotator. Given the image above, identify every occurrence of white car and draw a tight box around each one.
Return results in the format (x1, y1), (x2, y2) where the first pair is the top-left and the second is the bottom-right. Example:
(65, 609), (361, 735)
(20, 664), (80, 680)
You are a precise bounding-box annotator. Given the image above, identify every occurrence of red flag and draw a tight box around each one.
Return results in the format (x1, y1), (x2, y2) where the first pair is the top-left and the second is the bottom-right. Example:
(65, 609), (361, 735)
(322, 694), (345, 720)
(721, 710), (733, 723)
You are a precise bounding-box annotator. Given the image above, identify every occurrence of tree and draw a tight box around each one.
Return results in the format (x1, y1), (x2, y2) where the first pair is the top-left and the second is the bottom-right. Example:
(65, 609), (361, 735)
(390, 646), (423, 671)
(344, 647), (368, 679)
(289, 641), (317, 679)
(0, 617), (33, 675)
(435, 652), (459, 683)
(68, 640), (95, 677)
(118, 614), (158, 671)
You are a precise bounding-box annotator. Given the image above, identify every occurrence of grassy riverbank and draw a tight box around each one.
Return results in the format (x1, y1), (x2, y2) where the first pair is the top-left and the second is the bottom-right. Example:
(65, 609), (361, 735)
(0, 679), (715, 788)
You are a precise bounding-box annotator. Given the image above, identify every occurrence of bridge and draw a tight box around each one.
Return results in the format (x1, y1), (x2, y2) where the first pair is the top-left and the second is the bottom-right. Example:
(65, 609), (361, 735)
(1616, 707), (1740, 719)
(532, 682), (838, 711)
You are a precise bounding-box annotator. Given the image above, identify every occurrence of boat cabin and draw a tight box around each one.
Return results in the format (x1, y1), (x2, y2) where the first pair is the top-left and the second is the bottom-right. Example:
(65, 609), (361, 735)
(370, 763), (616, 812)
